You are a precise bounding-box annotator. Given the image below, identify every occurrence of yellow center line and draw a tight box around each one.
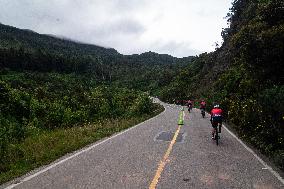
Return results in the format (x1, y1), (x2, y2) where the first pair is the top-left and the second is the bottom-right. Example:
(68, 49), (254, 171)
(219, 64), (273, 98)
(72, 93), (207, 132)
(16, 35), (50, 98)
(149, 110), (184, 189)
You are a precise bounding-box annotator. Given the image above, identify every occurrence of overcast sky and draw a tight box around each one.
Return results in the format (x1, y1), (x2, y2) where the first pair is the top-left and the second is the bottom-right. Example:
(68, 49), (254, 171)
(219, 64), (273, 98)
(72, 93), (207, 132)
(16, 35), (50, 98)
(0, 0), (232, 57)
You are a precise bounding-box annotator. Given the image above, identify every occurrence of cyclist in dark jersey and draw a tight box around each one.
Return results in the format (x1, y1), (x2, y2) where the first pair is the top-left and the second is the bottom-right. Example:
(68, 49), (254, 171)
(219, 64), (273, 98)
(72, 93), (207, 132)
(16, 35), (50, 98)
(187, 100), (193, 112)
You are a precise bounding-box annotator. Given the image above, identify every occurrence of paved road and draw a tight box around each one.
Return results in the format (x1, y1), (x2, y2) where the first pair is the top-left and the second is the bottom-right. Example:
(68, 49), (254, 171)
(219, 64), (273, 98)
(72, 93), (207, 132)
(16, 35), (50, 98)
(3, 100), (283, 189)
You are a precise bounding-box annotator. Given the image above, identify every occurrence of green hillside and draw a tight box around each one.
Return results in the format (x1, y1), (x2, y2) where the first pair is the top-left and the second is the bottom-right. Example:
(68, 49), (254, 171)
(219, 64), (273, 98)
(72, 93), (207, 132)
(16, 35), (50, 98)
(0, 23), (191, 89)
(0, 24), (119, 57)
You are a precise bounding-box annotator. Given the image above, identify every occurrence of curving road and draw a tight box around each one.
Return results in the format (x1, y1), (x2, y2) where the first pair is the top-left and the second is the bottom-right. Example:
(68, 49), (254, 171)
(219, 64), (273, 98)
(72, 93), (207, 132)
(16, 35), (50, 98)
(2, 99), (284, 189)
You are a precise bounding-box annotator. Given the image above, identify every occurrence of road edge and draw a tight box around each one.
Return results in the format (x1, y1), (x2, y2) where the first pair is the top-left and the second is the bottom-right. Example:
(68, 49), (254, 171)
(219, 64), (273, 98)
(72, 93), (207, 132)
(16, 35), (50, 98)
(201, 109), (284, 185)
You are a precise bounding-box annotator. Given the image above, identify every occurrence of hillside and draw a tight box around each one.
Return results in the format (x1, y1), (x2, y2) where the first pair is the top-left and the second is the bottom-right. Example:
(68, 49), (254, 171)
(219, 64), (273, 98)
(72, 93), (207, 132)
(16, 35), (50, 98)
(0, 24), (119, 57)
(158, 0), (284, 170)
(0, 23), (192, 89)
(0, 23), (192, 67)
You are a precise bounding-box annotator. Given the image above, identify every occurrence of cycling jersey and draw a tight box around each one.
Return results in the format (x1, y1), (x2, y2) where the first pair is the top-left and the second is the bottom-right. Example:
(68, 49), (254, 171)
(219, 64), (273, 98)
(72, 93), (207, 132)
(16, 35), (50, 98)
(200, 101), (206, 109)
(211, 108), (222, 116)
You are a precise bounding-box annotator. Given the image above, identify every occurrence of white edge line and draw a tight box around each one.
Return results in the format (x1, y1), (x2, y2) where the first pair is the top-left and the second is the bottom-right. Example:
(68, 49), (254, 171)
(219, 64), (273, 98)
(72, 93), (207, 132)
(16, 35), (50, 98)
(5, 105), (168, 189)
(202, 110), (284, 185)
(222, 125), (284, 185)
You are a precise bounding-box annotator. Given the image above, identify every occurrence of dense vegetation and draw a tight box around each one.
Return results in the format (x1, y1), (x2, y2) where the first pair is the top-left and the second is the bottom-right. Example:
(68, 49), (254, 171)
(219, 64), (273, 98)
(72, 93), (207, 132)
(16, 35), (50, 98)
(0, 71), (163, 180)
(158, 0), (284, 170)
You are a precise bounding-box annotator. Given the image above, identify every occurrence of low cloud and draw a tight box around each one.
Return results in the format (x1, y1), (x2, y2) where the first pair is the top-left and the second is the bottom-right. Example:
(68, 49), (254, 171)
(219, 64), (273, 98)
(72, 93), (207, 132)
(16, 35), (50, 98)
(153, 41), (203, 58)
(0, 0), (232, 57)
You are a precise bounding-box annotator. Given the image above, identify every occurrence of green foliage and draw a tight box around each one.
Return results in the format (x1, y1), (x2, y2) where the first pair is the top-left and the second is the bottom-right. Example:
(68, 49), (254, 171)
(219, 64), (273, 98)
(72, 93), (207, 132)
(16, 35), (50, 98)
(258, 0), (284, 26)
(0, 112), (164, 184)
(0, 71), (159, 176)
(129, 93), (153, 115)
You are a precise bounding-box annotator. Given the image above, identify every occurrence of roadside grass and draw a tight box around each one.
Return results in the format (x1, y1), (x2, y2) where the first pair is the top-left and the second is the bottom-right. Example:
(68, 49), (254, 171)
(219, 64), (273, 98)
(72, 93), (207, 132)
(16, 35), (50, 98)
(0, 104), (164, 185)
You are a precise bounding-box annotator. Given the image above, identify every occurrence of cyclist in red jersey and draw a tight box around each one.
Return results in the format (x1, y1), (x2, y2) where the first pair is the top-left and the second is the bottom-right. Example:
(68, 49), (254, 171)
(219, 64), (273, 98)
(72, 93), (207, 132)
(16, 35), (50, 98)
(200, 100), (206, 117)
(200, 100), (206, 109)
(210, 104), (223, 139)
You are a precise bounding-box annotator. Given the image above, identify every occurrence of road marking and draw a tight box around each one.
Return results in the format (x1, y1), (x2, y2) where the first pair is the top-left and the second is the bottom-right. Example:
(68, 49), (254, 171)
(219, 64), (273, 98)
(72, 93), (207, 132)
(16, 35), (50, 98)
(149, 110), (184, 189)
(202, 109), (284, 185)
(178, 110), (184, 125)
(4, 106), (168, 189)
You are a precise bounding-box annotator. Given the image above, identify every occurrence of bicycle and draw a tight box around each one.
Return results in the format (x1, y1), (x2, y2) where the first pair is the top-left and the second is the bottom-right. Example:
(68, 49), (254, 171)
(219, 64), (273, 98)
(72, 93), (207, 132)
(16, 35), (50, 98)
(201, 108), (205, 118)
(212, 121), (221, 145)
(187, 104), (192, 113)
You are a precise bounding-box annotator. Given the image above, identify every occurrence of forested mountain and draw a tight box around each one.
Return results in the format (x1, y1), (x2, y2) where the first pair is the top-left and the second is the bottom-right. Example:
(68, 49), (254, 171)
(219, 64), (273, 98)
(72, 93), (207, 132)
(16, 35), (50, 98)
(0, 23), (119, 57)
(158, 0), (284, 170)
(0, 23), (192, 67)
(0, 23), (191, 87)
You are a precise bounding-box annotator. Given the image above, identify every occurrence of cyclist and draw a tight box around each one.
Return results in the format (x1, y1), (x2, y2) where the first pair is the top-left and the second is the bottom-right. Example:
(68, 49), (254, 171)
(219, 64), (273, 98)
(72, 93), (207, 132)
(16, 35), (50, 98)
(200, 100), (206, 117)
(187, 100), (193, 112)
(210, 104), (223, 139)
(200, 100), (206, 109)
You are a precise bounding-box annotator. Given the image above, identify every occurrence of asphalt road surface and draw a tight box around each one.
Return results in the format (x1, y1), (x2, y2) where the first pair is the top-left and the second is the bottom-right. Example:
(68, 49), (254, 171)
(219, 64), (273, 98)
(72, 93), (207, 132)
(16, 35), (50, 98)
(3, 100), (284, 189)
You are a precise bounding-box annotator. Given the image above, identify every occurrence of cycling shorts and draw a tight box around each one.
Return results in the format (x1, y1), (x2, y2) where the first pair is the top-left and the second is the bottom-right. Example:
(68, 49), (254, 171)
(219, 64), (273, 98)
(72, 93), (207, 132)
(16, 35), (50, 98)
(211, 115), (222, 122)
(211, 116), (222, 128)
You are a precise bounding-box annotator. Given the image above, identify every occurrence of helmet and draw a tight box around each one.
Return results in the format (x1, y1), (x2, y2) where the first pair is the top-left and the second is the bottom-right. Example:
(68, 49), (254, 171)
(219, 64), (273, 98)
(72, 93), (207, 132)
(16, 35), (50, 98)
(214, 104), (219, 108)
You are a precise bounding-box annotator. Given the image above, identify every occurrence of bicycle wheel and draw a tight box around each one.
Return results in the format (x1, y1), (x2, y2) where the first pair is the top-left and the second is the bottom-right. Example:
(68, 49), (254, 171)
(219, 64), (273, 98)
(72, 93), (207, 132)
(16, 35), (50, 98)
(215, 128), (219, 145)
